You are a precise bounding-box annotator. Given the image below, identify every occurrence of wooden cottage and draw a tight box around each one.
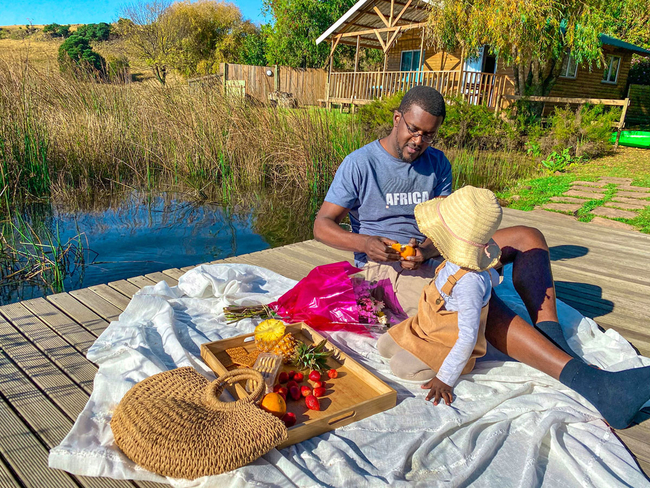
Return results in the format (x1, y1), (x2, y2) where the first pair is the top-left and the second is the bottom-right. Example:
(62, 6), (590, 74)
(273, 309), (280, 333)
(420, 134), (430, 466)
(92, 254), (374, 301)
(316, 0), (650, 109)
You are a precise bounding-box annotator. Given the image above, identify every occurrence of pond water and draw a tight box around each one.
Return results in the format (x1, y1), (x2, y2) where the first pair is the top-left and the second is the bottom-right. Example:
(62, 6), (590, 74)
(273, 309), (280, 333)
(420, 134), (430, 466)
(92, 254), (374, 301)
(1, 189), (318, 305)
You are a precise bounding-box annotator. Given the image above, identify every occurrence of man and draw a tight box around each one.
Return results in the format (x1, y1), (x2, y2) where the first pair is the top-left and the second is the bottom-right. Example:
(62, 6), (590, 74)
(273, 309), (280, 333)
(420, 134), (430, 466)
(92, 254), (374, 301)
(313, 86), (650, 428)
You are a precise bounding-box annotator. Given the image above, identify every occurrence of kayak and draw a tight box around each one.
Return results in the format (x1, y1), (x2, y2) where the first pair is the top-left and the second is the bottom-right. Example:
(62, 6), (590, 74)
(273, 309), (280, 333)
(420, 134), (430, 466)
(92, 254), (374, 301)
(610, 131), (650, 149)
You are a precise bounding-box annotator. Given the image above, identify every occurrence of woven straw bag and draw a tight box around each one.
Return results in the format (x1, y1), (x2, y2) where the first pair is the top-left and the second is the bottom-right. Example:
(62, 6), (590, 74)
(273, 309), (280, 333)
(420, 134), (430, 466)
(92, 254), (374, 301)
(111, 367), (288, 479)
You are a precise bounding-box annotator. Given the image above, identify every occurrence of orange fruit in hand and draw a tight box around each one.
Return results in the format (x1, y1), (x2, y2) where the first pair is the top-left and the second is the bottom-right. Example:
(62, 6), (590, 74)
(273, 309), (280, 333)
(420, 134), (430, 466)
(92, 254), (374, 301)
(391, 243), (416, 258)
(260, 392), (287, 418)
(400, 245), (416, 258)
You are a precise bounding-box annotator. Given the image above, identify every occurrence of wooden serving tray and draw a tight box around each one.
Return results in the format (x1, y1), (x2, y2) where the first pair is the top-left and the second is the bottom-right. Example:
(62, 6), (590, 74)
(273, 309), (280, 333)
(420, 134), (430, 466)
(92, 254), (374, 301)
(200, 323), (397, 448)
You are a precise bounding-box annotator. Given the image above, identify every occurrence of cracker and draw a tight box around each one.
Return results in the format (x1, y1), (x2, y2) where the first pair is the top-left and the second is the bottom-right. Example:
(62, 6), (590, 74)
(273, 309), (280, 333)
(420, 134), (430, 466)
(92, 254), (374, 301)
(235, 349), (260, 368)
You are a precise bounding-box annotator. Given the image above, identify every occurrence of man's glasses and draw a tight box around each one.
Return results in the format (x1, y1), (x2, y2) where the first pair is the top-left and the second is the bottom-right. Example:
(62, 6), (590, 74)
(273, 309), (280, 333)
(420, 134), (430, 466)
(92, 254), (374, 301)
(399, 112), (436, 143)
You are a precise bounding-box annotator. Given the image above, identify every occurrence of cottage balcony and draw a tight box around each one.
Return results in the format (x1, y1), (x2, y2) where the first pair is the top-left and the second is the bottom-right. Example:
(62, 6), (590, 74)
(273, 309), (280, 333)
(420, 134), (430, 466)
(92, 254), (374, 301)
(326, 69), (510, 108)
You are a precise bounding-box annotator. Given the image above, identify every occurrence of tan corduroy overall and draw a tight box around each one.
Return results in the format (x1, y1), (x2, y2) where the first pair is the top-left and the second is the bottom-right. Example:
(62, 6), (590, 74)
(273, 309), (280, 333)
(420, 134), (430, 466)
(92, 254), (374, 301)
(389, 261), (488, 375)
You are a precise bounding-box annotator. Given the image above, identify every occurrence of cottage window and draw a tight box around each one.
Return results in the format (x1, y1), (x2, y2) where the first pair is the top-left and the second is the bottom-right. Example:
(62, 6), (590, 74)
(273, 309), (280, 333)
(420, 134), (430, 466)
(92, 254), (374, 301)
(400, 50), (421, 72)
(560, 53), (578, 78)
(603, 55), (621, 84)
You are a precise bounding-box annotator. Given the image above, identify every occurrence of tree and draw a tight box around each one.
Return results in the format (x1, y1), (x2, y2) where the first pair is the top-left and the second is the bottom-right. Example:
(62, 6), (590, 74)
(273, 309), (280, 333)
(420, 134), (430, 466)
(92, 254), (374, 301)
(263, 0), (356, 68)
(237, 25), (268, 66)
(58, 35), (107, 77)
(121, 0), (249, 82)
(44, 23), (72, 38)
(425, 0), (641, 97)
(76, 22), (112, 41)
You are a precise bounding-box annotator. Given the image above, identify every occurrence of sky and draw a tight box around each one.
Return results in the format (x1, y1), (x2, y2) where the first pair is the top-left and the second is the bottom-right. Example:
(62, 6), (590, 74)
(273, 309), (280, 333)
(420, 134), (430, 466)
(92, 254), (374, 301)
(0, 0), (267, 26)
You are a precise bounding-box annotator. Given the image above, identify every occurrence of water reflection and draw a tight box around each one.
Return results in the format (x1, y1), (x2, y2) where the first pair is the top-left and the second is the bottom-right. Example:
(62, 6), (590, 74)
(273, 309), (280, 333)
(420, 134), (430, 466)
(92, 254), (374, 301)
(1, 188), (320, 305)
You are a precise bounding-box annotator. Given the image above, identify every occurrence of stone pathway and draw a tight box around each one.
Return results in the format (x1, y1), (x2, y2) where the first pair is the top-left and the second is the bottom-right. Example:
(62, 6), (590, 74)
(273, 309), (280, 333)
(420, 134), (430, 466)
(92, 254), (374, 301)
(540, 177), (650, 231)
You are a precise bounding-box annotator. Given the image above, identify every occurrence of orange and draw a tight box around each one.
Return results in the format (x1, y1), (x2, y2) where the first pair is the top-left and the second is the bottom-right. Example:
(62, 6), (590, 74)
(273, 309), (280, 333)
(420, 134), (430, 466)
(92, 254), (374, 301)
(260, 392), (287, 418)
(391, 243), (416, 258)
(400, 245), (416, 258)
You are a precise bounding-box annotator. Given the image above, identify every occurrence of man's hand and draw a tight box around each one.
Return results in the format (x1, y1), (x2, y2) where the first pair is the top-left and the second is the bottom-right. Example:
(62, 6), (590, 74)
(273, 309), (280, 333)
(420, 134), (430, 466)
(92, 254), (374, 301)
(401, 238), (440, 270)
(422, 377), (454, 406)
(364, 236), (401, 262)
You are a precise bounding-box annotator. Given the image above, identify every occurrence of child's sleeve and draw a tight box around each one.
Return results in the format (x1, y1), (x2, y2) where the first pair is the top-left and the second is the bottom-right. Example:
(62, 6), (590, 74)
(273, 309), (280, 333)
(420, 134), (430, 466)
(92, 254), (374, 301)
(435, 273), (490, 387)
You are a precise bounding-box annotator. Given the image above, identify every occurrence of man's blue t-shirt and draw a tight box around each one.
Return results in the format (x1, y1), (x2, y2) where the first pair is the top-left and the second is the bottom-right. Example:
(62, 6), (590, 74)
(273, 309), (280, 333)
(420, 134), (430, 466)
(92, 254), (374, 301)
(325, 139), (452, 265)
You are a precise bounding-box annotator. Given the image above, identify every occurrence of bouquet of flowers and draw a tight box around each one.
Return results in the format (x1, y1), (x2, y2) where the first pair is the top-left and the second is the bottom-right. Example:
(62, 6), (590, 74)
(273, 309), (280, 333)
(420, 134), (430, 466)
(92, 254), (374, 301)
(224, 262), (407, 335)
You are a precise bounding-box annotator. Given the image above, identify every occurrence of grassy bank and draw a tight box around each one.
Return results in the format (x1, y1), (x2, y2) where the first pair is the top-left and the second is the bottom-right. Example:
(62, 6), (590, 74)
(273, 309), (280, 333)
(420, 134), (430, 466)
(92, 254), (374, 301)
(499, 147), (650, 233)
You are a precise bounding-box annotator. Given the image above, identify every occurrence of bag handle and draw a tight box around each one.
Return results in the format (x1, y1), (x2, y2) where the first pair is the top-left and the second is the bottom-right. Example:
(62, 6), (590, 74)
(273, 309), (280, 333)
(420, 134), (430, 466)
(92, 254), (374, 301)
(203, 369), (265, 411)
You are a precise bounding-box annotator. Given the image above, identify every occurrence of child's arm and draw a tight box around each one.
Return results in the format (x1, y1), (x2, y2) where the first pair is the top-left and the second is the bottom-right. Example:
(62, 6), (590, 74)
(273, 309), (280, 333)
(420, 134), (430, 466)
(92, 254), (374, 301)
(424, 273), (489, 403)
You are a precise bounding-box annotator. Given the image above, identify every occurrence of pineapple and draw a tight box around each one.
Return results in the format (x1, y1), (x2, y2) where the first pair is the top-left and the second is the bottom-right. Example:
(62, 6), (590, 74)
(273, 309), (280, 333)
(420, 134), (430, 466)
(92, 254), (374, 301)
(271, 333), (298, 363)
(254, 319), (286, 352)
(291, 339), (332, 372)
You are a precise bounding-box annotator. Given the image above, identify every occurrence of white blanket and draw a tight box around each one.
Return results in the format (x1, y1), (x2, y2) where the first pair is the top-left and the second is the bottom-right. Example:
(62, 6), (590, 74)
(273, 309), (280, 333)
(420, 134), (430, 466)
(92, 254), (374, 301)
(49, 263), (650, 487)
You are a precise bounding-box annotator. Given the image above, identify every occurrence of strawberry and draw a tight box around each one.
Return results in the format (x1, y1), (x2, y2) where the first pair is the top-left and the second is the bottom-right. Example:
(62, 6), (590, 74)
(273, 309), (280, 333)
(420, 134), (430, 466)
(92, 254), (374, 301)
(293, 372), (304, 382)
(312, 380), (324, 389)
(327, 368), (338, 379)
(273, 384), (282, 393)
(289, 385), (301, 401)
(282, 412), (297, 427)
(313, 387), (326, 397)
(286, 380), (298, 390)
(305, 394), (320, 411)
(278, 371), (289, 384)
(288, 370), (296, 380)
(309, 370), (321, 382)
(277, 387), (288, 400)
(300, 385), (312, 397)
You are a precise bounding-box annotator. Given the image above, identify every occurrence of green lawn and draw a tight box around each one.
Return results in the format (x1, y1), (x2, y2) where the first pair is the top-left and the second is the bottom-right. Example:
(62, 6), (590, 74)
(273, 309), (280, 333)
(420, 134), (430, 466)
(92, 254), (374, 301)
(498, 147), (650, 233)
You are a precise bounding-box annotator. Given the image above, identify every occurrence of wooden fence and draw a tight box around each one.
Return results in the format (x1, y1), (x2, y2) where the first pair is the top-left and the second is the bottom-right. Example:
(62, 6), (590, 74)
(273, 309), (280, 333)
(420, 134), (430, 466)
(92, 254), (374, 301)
(220, 63), (327, 106)
(327, 70), (511, 109)
(627, 84), (650, 126)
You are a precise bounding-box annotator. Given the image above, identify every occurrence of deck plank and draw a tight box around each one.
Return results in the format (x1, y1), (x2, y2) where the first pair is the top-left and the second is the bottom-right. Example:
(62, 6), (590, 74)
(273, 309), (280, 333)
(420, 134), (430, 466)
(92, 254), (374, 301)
(0, 350), (134, 488)
(69, 289), (123, 322)
(0, 459), (20, 488)
(145, 272), (179, 287)
(161, 268), (185, 280)
(47, 293), (110, 336)
(89, 284), (132, 310)
(0, 396), (78, 488)
(107, 279), (141, 298)
(126, 275), (157, 290)
(21, 298), (98, 356)
(0, 303), (97, 393)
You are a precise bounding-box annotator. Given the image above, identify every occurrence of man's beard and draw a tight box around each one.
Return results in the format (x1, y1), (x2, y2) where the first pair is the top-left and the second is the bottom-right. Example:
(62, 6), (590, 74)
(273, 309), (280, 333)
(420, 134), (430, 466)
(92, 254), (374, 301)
(396, 141), (422, 163)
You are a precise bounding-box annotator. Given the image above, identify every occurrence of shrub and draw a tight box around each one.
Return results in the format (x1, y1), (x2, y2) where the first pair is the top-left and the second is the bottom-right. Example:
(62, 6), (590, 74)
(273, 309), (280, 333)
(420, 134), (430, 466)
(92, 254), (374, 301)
(43, 23), (71, 38)
(629, 57), (650, 86)
(438, 97), (520, 150)
(105, 55), (130, 83)
(542, 104), (619, 159)
(356, 91), (404, 139)
(58, 35), (107, 78)
(75, 23), (112, 41)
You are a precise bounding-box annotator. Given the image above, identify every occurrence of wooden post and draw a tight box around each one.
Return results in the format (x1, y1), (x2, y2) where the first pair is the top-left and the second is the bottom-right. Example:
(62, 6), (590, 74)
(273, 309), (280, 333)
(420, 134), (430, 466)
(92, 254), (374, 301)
(350, 35), (361, 107)
(418, 27), (425, 82)
(327, 52), (334, 109)
(222, 62), (229, 95)
(614, 98), (630, 149)
(274, 64), (280, 92)
(457, 48), (465, 97)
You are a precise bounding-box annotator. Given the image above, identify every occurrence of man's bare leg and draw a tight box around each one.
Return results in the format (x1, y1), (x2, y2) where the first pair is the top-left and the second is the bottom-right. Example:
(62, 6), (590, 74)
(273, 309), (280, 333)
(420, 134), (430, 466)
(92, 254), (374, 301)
(485, 293), (570, 379)
(492, 226), (557, 323)
(492, 225), (580, 358)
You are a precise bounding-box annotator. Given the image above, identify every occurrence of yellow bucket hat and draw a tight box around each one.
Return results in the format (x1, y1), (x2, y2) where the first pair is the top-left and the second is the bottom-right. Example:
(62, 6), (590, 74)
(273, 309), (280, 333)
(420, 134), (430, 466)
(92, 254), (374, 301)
(414, 186), (503, 271)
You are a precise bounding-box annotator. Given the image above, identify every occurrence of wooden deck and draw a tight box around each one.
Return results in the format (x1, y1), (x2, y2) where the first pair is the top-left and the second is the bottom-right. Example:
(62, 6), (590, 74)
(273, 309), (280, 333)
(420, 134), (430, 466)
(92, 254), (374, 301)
(1, 207), (649, 486)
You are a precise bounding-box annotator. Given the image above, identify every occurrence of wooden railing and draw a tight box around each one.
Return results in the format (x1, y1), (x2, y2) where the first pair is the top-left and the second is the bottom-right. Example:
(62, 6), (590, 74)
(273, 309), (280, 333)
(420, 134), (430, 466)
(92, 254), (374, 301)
(328, 70), (510, 108)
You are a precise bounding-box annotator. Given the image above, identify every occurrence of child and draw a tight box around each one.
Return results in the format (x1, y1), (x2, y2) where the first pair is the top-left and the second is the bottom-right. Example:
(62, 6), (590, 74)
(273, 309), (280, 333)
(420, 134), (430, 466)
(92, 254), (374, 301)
(377, 185), (502, 406)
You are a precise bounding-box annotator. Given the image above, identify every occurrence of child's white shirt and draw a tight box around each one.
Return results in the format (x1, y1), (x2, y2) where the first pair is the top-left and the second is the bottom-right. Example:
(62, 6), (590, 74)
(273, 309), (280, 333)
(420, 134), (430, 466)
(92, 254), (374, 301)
(434, 262), (500, 387)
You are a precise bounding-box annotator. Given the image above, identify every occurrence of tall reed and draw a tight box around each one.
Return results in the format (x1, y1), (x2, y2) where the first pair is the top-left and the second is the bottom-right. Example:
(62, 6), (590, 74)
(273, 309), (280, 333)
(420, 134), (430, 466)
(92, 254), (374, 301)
(0, 57), (364, 204)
